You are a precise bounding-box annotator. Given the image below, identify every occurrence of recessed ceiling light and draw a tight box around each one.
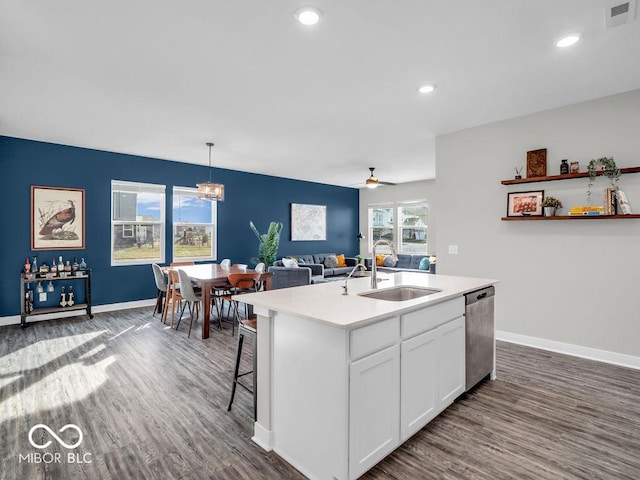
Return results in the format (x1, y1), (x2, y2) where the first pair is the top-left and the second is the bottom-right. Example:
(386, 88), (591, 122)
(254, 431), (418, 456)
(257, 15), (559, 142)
(556, 34), (581, 48)
(294, 6), (323, 26)
(418, 84), (436, 94)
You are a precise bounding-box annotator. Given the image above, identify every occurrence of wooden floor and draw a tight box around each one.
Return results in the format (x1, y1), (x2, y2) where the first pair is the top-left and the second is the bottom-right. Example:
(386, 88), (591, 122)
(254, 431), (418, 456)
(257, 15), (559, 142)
(1, 307), (639, 480)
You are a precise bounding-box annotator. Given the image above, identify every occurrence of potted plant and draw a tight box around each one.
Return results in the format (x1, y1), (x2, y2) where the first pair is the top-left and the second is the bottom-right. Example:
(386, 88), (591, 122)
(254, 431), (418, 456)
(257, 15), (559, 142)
(541, 196), (563, 216)
(587, 156), (620, 204)
(249, 220), (283, 267)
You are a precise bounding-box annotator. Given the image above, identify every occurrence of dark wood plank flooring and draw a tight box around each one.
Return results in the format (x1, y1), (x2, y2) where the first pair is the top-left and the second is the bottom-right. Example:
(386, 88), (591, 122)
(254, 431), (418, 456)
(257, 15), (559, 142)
(1, 307), (639, 479)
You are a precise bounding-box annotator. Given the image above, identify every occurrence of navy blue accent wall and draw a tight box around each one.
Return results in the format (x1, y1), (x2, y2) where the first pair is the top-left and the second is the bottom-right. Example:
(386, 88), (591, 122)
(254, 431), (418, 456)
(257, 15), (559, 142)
(1, 136), (359, 317)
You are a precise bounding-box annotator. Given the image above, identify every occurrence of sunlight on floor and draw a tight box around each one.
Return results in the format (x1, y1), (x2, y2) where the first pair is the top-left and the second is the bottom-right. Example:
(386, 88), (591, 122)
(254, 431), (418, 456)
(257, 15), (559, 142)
(0, 330), (116, 421)
(108, 325), (134, 340)
(3, 357), (116, 421)
(1, 331), (105, 374)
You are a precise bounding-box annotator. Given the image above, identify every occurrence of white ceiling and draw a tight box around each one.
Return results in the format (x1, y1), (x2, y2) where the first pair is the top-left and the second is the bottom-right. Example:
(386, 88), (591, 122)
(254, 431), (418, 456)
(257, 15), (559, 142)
(2, 1), (639, 188)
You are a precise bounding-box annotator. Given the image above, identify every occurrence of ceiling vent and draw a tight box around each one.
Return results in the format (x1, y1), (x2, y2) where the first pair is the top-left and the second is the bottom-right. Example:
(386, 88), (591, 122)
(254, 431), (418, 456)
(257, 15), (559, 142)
(605, 0), (636, 28)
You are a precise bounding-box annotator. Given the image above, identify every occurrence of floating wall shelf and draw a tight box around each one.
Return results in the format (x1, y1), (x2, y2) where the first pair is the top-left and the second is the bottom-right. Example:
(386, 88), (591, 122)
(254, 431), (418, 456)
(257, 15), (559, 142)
(501, 166), (640, 185)
(502, 214), (640, 221)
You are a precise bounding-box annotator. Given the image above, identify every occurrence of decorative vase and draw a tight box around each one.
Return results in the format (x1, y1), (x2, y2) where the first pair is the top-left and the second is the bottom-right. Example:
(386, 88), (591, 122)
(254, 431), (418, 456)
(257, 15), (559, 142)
(543, 206), (557, 217)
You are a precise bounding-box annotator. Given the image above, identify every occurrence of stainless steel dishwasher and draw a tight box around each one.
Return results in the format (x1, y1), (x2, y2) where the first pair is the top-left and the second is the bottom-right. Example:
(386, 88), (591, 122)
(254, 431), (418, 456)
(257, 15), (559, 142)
(464, 286), (495, 391)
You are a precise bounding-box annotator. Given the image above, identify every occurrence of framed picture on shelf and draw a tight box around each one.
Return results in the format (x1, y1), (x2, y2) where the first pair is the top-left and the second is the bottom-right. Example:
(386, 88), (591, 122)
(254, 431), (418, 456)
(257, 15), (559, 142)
(31, 186), (85, 250)
(526, 148), (547, 178)
(507, 190), (544, 217)
(570, 161), (580, 174)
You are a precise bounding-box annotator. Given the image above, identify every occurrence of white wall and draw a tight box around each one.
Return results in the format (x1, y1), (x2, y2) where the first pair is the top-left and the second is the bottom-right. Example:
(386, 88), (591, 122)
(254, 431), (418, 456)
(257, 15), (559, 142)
(358, 179), (437, 256)
(435, 89), (640, 358)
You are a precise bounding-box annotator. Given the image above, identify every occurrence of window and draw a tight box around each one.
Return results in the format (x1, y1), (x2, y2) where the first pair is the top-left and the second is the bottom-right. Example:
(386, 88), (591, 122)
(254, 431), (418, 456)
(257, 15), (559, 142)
(111, 180), (165, 266)
(368, 201), (429, 254)
(172, 186), (217, 262)
(398, 202), (428, 254)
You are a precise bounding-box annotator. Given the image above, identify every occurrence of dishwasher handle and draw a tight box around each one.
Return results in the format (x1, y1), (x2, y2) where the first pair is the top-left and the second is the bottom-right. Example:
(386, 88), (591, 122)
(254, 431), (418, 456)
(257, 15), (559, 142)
(464, 286), (495, 305)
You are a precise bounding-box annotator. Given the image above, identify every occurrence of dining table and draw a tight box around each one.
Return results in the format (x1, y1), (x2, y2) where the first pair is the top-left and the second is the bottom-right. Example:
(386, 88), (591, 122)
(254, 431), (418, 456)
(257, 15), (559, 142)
(168, 263), (272, 339)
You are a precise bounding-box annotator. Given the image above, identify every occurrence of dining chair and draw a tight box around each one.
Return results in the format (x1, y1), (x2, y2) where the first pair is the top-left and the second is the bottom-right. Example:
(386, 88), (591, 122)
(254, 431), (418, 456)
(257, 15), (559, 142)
(220, 258), (231, 268)
(220, 272), (261, 336)
(162, 269), (186, 328)
(254, 262), (265, 291)
(227, 316), (257, 420)
(174, 269), (202, 338)
(151, 263), (168, 318)
(170, 261), (195, 266)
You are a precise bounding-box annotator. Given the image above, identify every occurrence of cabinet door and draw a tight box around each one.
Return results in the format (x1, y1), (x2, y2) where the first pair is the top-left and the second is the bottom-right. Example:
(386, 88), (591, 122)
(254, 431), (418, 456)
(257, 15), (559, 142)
(349, 345), (400, 480)
(400, 328), (438, 441)
(437, 316), (465, 408)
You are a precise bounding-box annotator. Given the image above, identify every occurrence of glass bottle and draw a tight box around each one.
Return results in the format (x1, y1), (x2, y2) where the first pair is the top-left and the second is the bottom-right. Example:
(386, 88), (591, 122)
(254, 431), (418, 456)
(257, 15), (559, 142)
(72, 257), (79, 272)
(560, 159), (569, 175)
(25, 286), (33, 313)
(65, 260), (72, 272)
(47, 281), (54, 293)
(40, 262), (49, 274)
(67, 286), (75, 306)
(36, 282), (44, 294)
(58, 256), (64, 273)
(50, 258), (57, 275)
(79, 258), (87, 271)
(24, 258), (31, 274)
(32, 256), (38, 274)
(60, 286), (67, 307)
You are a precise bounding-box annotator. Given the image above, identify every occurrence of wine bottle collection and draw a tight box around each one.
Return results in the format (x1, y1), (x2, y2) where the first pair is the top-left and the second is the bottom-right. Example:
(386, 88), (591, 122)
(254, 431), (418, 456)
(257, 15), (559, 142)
(23, 255), (88, 280)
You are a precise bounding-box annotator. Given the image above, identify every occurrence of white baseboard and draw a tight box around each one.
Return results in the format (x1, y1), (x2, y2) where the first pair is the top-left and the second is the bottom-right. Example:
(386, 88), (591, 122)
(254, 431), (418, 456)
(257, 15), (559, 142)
(252, 422), (273, 451)
(0, 298), (157, 327)
(497, 330), (640, 371)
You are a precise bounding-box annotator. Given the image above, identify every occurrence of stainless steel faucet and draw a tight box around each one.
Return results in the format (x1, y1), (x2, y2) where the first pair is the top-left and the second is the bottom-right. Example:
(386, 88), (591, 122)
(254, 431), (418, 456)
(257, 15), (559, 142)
(341, 263), (367, 295)
(371, 239), (398, 288)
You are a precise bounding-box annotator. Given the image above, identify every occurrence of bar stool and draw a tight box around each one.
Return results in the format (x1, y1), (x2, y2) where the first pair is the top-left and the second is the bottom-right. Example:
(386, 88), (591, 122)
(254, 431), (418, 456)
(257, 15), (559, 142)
(227, 317), (257, 420)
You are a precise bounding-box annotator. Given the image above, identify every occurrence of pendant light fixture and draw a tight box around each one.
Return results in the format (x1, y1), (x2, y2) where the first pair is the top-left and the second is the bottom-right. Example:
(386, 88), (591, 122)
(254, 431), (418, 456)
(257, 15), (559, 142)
(197, 142), (225, 201)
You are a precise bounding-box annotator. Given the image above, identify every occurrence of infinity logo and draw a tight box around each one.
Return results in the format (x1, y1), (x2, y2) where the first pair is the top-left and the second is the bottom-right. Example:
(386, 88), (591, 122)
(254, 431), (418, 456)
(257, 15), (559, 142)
(28, 424), (83, 450)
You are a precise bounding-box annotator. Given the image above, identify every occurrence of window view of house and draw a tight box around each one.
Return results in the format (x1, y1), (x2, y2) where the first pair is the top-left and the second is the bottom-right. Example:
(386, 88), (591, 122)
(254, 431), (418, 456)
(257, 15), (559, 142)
(369, 201), (428, 254)
(111, 180), (165, 265)
(172, 186), (217, 262)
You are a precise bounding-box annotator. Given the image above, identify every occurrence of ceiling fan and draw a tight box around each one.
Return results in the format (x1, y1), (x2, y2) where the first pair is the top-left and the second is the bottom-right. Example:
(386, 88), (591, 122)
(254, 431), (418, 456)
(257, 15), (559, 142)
(365, 167), (396, 189)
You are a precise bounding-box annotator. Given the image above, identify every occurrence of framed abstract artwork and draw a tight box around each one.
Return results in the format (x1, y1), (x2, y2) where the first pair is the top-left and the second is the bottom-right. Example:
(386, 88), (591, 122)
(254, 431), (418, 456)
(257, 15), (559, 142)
(291, 203), (326, 241)
(31, 186), (85, 250)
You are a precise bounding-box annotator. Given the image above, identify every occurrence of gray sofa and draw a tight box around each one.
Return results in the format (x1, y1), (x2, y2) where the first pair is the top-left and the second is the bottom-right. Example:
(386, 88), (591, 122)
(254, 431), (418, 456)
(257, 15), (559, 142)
(267, 266), (312, 289)
(273, 253), (358, 278)
(364, 253), (434, 274)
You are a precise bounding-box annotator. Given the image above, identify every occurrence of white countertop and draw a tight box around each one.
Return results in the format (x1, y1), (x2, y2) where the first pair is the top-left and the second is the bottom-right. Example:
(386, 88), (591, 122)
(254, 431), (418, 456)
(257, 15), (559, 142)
(236, 272), (498, 328)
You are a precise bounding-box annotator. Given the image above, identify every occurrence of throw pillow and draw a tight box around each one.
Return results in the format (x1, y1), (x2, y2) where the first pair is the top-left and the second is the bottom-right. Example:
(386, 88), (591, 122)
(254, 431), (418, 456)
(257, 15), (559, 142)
(336, 254), (347, 267)
(418, 257), (430, 270)
(383, 255), (396, 267)
(297, 257), (306, 264)
(375, 254), (386, 266)
(324, 255), (339, 268)
(282, 257), (298, 268)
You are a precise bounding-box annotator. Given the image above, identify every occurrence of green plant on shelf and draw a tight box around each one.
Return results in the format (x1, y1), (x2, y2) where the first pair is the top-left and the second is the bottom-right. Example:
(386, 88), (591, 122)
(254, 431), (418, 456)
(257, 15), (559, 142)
(541, 196), (563, 208)
(587, 157), (620, 204)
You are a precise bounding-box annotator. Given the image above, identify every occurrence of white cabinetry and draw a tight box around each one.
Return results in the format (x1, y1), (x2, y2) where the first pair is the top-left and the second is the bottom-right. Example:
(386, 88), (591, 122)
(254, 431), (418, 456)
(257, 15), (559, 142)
(400, 327), (438, 440)
(400, 312), (465, 441)
(349, 345), (400, 479)
(269, 296), (467, 480)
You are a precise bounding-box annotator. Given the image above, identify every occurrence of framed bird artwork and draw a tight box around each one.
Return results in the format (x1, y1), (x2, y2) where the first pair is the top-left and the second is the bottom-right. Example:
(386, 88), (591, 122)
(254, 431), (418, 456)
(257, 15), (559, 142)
(31, 186), (85, 250)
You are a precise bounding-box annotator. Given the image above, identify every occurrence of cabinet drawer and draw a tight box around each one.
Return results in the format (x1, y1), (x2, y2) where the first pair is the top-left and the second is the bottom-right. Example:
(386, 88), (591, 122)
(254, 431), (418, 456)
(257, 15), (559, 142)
(401, 297), (464, 339)
(350, 317), (400, 360)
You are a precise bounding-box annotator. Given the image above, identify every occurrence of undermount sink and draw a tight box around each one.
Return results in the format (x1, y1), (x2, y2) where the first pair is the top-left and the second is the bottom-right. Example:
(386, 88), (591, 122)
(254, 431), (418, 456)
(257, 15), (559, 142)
(358, 286), (442, 302)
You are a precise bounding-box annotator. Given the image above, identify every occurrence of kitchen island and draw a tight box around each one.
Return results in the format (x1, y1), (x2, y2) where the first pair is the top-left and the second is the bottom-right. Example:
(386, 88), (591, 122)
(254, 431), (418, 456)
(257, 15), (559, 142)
(236, 271), (498, 480)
